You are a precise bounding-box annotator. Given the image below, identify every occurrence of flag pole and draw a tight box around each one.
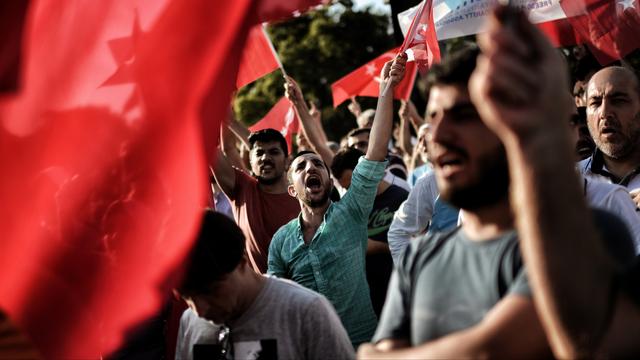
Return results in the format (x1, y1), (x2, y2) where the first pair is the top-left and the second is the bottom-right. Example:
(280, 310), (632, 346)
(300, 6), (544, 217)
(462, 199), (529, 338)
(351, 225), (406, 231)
(381, 0), (426, 97)
(262, 23), (288, 78)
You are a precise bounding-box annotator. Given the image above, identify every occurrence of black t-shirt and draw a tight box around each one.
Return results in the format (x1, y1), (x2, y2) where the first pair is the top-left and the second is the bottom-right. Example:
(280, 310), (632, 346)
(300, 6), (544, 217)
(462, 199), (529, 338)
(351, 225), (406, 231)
(367, 184), (409, 243)
(366, 184), (409, 316)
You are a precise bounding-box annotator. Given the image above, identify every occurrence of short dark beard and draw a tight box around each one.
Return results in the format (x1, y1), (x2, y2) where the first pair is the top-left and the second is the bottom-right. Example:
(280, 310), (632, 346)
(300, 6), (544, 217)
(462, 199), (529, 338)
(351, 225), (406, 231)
(256, 175), (280, 186)
(441, 145), (510, 211)
(303, 186), (332, 208)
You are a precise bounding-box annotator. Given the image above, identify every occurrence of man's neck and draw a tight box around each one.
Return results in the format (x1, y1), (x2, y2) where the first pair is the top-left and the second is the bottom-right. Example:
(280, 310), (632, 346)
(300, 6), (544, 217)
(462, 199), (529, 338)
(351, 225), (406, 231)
(460, 197), (514, 241)
(300, 200), (330, 229)
(601, 148), (640, 181)
(257, 176), (288, 194)
(231, 270), (266, 324)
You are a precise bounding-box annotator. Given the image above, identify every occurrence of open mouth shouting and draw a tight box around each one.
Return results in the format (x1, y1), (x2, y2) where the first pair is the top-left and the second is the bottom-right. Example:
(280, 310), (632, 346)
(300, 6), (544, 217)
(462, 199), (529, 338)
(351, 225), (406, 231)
(434, 151), (467, 179)
(305, 175), (323, 193)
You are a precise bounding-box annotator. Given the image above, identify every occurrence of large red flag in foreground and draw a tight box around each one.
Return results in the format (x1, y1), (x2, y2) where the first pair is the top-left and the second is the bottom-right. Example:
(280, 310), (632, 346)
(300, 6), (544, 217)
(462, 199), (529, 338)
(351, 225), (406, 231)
(0, 0), (254, 357)
(256, 0), (328, 23)
(0, 2), (30, 93)
(236, 25), (280, 89)
(249, 97), (299, 150)
(562, 0), (640, 64)
(331, 47), (418, 107)
(397, 0), (441, 72)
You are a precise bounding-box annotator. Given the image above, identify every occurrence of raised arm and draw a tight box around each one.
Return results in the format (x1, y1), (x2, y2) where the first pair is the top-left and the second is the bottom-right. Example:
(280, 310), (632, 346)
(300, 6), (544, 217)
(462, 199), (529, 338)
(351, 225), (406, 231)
(397, 101), (414, 160)
(226, 111), (251, 150)
(212, 113), (240, 196)
(367, 54), (408, 162)
(468, 6), (615, 357)
(284, 76), (335, 165)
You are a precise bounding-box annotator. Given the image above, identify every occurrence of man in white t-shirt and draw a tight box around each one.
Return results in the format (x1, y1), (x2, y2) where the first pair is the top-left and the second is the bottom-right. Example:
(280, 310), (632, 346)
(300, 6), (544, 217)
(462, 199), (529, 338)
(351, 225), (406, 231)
(174, 210), (354, 360)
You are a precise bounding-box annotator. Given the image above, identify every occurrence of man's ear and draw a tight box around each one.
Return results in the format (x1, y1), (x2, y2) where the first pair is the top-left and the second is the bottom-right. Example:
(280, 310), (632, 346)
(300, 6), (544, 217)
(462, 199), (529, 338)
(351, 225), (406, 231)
(288, 184), (297, 197)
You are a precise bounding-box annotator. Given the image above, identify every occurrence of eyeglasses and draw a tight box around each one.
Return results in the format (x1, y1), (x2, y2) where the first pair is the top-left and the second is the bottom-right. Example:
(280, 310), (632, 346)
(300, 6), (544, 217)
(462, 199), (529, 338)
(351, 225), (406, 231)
(217, 326), (231, 359)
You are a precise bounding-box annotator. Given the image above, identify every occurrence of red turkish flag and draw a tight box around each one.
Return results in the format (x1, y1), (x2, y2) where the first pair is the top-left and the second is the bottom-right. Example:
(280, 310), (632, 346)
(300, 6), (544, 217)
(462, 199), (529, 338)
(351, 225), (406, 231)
(0, 0), (253, 357)
(538, 18), (585, 47)
(256, 0), (328, 23)
(397, 0), (441, 72)
(562, 0), (640, 64)
(249, 97), (299, 151)
(0, 1), (30, 93)
(236, 25), (280, 89)
(331, 47), (418, 107)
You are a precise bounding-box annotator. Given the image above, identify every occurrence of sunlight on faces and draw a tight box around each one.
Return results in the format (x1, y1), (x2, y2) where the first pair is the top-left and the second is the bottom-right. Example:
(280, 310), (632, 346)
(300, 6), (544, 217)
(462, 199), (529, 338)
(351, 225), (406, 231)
(288, 153), (332, 208)
(249, 140), (288, 185)
(426, 85), (509, 210)
(586, 68), (640, 160)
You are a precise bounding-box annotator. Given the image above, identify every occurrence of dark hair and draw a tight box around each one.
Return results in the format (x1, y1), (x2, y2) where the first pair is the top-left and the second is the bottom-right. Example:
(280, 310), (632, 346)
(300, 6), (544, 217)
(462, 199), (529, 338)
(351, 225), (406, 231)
(177, 210), (245, 296)
(427, 45), (480, 90)
(331, 147), (364, 179)
(347, 127), (371, 139)
(248, 128), (288, 156)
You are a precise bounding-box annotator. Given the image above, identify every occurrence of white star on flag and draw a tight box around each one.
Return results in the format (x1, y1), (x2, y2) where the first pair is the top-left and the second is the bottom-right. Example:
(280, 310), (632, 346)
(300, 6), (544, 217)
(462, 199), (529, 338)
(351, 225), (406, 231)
(618, 0), (636, 11)
(365, 63), (377, 76)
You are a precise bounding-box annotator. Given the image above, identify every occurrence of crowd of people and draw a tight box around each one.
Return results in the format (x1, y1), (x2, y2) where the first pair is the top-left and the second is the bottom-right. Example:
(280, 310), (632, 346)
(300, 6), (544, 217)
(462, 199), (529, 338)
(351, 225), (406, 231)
(173, 5), (640, 359)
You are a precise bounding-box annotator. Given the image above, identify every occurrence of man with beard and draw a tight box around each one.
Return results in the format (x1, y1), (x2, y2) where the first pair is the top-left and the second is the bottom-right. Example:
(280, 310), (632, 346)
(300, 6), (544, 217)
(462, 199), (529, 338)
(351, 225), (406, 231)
(579, 66), (640, 208)
(213, 128), (300, 273)
(267, 55), (408, 348)
(357, 46), (552, 358)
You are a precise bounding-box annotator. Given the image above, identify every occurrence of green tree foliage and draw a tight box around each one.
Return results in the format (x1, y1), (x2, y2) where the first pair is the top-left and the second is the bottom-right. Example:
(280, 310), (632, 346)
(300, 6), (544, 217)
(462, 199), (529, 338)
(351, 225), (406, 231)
(233, 3), (395, 142)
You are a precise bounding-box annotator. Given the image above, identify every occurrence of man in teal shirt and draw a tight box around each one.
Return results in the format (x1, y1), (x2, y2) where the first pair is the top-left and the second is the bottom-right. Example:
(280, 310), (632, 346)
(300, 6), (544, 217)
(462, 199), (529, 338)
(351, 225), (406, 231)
(268, 54), (408, 347)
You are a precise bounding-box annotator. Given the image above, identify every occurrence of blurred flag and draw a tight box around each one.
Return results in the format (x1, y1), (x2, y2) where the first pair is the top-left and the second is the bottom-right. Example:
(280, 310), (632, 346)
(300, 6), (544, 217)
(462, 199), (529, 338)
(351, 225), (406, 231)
(561, 0), (640, 64)
(537, 18), (585, 47)
(0, 0), (254, 357)
(0, 1), (29, 93)
(249, 97), (299, 150)
(397, 0), (441, 71)
(331, 47), (418, 107)
(236, 25), (280, 89)
(256, 0), (328, 23)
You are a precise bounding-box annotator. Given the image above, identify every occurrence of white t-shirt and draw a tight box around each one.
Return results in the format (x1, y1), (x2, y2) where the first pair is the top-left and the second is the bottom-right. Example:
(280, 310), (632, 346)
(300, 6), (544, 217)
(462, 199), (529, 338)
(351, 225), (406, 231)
(175, 276), (354, 360)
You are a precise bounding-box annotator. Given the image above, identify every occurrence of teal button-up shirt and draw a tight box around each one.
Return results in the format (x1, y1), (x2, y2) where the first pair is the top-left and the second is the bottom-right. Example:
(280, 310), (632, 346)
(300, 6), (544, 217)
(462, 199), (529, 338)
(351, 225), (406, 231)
(268, 157), (387, 347)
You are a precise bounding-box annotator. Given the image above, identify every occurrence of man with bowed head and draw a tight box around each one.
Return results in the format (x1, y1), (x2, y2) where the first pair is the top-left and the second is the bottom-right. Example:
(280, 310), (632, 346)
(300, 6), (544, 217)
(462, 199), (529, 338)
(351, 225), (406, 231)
(174, 210), (354, 360)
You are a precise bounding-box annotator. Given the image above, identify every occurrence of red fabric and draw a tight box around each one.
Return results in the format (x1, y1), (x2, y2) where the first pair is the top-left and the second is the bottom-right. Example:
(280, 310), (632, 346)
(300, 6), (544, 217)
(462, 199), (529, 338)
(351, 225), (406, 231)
(228, 169), (300, 273)
(255, 0), (327, 23)
(0, 0), (253, 357)
(0, 1), (29, 93)
(249, 97), (300, 151)
(561, 0), (640, 64)
(236, 25), (280, 89)
(537, 18), (585, 47)
(331, 47), (418, 107)
(399, 0), (440, 72)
